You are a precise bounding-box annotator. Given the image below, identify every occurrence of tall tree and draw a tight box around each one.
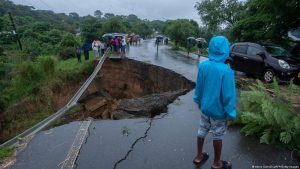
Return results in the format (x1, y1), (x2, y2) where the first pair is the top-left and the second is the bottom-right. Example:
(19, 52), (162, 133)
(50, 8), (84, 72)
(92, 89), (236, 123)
(103, 13), (115, 20)
(69, 12), (79, 19)
(102, 16), (126, 33)
(165, 19), (199, 48)
(81, 16), (102, 43)
(195, 0), (245, 32)
(94, 10), (103, 18)
(231, 0), (300, 45)
(126, 14), (140, 23)
(133, 22), (152, 36)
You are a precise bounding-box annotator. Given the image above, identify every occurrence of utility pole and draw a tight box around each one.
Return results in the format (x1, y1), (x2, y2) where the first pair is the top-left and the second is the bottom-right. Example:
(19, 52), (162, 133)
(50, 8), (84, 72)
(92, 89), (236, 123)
(8, 12), (22, 51)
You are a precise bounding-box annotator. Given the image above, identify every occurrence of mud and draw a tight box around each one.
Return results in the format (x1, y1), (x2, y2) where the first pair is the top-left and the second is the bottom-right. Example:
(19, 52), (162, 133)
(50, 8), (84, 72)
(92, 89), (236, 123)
(66, 58), (195, 121)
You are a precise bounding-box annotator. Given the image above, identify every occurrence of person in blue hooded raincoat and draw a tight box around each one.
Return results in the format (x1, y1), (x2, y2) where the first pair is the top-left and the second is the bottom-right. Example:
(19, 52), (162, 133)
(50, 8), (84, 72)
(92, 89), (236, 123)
(193, 36), (236, 169)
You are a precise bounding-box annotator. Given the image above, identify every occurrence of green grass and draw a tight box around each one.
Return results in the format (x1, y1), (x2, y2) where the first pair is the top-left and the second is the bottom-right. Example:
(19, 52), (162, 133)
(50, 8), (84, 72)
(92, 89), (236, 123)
(1, 56), (93, 108)
(169, 41), (208, 55)
(0, 147), (13, 160)
(0, 55), (94, 143)
(57, 57), (93, 82)
(57, 57), (92, 72)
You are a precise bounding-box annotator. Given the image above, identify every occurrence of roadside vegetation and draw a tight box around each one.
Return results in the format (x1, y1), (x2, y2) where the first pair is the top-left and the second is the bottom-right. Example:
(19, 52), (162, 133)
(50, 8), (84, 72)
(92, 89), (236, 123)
(0, 147), (13, 160)
(236, 80), (300, 157)
(162, 0), (299, 51)
(0, 56), (93, 143)
(0, 0), (160, 143)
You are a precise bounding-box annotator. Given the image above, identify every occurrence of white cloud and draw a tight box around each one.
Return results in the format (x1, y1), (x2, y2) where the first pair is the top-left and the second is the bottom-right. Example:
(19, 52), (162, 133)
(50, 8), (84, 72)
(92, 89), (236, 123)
(11, 0), (201, 24)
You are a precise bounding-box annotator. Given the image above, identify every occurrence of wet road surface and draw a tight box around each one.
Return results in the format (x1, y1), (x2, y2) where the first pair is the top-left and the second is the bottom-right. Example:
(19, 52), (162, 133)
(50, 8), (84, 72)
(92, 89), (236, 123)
(10, 39), (299, 169)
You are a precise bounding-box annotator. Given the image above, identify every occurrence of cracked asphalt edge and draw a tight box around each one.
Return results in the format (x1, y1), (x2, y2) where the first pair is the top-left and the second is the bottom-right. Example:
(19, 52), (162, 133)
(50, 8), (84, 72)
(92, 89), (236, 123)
(113, 118), (154, 169)
(112, 113), (169, 169)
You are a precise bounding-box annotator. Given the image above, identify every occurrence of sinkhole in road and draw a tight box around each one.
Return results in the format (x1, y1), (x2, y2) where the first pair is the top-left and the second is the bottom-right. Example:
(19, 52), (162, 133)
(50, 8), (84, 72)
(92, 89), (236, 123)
(60, 58), (195, 123)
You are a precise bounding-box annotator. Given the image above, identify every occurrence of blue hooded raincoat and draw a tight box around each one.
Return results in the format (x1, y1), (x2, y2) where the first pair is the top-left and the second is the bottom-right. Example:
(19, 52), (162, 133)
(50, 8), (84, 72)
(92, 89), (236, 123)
(193, 36), (236, 120)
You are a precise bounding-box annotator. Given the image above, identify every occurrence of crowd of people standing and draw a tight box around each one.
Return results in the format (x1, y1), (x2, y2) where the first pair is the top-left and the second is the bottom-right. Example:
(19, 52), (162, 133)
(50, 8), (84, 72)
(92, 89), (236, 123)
(75, 39), (106, 63)
(110, 36), (127, 54)
(75, 33), (143, 63)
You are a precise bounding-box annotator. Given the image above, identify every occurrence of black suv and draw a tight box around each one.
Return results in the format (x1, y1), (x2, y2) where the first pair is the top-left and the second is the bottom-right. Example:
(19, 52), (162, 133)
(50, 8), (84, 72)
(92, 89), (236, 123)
(226, 42), (300, 83)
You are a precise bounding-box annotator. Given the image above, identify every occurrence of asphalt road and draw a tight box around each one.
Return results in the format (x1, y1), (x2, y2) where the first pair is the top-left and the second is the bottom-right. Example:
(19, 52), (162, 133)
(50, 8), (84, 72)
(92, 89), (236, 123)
(10, 39), (300, 169)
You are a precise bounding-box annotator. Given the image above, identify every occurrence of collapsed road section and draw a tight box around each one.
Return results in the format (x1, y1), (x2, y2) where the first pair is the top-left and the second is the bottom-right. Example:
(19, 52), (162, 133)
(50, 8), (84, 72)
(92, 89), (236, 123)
(56, 58), (195, 124)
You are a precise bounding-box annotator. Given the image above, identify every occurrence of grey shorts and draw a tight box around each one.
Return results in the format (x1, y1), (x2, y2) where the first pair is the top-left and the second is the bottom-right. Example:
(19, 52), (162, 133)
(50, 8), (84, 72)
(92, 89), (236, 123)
(197, 114), (227, 140)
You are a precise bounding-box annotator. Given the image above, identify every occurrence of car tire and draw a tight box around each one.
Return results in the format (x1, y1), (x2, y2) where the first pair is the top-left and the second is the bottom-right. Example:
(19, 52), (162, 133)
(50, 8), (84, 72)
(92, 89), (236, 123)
(263, 69), (275, 83)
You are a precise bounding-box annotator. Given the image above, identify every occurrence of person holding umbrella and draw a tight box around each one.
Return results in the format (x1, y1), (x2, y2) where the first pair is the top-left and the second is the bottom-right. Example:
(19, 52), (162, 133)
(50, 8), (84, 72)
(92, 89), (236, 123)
(187, 37), (196, 57)
(196, 38), (207, 59)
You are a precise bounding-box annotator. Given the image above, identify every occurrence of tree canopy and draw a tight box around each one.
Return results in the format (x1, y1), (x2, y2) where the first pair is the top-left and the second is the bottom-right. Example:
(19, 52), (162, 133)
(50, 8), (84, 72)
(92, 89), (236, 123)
(94, 10), (103, 18)
(164, 19), (199, 48)
(195, 0), (245, 32)
(195, 0), (300, 46)
(231, 0), (300, 45)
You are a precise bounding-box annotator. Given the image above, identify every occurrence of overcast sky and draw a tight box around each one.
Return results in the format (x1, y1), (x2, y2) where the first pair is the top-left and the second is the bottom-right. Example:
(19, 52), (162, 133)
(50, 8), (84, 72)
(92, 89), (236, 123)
(11, 0), (202, 24)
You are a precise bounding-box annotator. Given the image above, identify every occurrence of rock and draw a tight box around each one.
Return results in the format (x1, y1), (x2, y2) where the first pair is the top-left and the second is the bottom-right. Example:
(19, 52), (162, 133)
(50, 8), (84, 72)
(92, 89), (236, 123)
(84, 96), (107, 112)
(101, 110), (111, 119)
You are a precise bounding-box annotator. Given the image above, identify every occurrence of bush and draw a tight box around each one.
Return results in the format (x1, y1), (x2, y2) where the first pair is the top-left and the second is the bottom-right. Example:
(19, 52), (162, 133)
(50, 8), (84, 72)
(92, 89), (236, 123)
(22, 39), (43, 60)
(58, 47), (75, 60)
(59, 33), (79, 48)
(2, 61), (41, 106)
(37, 56), (57, 77)
(58, 33), (79, 60)
(239, 80), (300, 156)
(17, 61), (42, 85)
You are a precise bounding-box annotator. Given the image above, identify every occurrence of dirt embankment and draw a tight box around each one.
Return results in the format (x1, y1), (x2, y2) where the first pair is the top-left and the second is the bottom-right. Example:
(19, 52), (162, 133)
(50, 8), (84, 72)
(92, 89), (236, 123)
(0, 58), (195, 143)
(0, 77), (92, 143)
(58, 59), (195, 123)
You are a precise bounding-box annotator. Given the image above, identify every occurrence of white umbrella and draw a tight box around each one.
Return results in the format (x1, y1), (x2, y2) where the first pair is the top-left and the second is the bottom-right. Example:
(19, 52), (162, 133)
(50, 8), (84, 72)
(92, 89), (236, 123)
(288, 27), (300, 42)
(196, 38), (207, 43)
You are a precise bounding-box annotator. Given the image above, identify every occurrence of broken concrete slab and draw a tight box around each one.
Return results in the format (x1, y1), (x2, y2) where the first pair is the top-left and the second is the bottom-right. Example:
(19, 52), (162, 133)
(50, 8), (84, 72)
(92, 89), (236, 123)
(114, 89), (190, 118)
(84, 96), (107, 112)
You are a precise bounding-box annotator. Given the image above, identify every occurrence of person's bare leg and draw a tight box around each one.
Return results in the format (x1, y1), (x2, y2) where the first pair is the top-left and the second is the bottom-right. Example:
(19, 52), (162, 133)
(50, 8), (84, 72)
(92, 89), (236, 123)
(194, 137), (205, 162)
(212, 140), (223, 168)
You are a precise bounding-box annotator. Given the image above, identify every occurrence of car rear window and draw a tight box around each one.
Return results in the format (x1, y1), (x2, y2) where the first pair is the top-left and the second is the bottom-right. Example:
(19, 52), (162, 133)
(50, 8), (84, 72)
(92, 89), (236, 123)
(232, 45), (247, 54)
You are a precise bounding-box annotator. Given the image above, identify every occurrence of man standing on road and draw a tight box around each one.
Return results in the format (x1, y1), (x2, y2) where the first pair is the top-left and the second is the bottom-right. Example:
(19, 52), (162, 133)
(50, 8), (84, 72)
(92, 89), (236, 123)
(193, 36), (236, 169)
(187, 39), (193, 57)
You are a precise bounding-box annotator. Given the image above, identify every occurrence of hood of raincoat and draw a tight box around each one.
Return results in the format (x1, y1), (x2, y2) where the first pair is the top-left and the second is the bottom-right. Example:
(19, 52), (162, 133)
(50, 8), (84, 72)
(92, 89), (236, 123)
(208, 36), (230, 63)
